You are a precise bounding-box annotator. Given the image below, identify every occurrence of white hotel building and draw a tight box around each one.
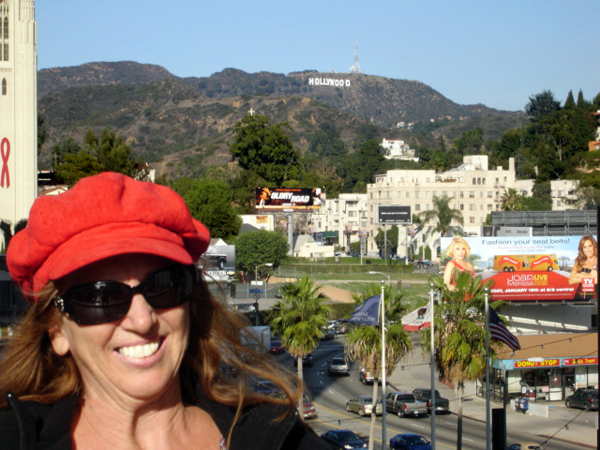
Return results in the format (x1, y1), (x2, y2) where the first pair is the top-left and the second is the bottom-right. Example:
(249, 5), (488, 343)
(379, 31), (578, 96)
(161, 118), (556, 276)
(364, 155), (578, 258)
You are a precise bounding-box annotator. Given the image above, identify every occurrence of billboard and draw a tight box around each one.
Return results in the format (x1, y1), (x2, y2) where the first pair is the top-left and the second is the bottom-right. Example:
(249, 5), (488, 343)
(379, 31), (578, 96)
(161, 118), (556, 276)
(377, 205), (412, 224)
(256, 188), (323, 211)
(440, 236), (597, 302)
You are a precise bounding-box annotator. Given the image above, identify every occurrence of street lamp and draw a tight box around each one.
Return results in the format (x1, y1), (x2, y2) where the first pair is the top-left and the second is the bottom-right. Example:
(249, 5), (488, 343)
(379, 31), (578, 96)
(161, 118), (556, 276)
(254, 263), (273, 325)
(369, 270), (390, 448)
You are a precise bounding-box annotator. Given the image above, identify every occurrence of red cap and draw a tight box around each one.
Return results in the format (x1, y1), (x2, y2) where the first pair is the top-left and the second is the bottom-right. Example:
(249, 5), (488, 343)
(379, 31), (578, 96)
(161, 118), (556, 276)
(7, 172), (210, 297)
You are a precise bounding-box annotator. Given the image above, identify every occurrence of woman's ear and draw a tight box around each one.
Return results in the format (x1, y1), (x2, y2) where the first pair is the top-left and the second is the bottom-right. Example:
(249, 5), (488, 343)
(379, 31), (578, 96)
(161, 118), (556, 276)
(49, 322), (71, 356)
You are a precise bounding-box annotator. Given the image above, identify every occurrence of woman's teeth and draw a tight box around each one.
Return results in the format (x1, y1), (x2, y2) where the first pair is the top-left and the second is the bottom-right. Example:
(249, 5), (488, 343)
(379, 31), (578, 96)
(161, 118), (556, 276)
(118, 341), (160, 358)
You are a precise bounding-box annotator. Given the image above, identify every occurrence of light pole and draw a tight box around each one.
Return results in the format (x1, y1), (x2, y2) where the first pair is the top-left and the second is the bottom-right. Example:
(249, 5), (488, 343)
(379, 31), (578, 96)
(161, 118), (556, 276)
(369, 270), (390, 449)
(254, 263), (273, 325)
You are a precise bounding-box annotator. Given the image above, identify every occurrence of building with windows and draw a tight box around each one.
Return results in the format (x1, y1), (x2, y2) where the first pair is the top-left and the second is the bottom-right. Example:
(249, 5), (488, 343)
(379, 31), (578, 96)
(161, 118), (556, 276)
(365, 155), (582, 258)
(0, 0), (37, 246)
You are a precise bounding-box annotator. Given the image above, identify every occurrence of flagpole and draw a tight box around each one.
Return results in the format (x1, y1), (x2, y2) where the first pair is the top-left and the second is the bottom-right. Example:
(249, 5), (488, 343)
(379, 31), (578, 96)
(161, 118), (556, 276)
(380, 281), (387, 449)
(485, 288), (491, 450)
(429, 285), (436, 450)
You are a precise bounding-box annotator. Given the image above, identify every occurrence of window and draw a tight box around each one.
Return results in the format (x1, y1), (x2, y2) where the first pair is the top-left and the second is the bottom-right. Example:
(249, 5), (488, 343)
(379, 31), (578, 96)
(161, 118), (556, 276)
(415, 191), (420, 199)
(1, 78), (5, 96)
(487, 204), (492, 210)
(460, 204), (464, 211)
(460, 192), (464, 198)
(0, 16), (8, 62)
(487, 191), (493, 198)
(469, 191), (475, 198)
(415, 204), (420, 211)
(472, 178), (476, 185)
(469, 204), (475, 211)
(470, 217), (476, 224)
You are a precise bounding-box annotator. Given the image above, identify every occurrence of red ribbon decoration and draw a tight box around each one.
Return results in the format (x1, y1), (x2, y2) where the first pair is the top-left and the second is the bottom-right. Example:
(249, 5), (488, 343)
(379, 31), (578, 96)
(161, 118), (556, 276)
(1, 137), (10, 188)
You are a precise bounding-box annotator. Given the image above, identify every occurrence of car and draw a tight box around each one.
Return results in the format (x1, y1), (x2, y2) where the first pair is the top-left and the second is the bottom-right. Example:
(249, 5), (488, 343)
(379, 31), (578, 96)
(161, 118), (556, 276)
(565, 388), (598, 411)
(358, 367), (379, 385)
(269, 340), (285, 355)
(332, 323), (348, 335)
(414, 260), (434, 269)
(294, 353), (314, 367)
(253, 380), (282, 397)
(320, 327), (336, 340)
(327, 356), (350, 376)
(299, 393), (317, 420)
(320, 429), (367, 449)
(389, 433), (432, 450)
(506, 443), (544, 450)
(412, 388), (450, 414)
(346, 395), (383, 416)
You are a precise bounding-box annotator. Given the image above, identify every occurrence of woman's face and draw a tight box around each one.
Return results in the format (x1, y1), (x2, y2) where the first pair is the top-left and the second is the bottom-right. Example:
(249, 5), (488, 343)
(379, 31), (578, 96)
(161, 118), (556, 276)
(453, 244), (467, 259)
(50, 254), (190, 405)
(582, 239), (596, 260)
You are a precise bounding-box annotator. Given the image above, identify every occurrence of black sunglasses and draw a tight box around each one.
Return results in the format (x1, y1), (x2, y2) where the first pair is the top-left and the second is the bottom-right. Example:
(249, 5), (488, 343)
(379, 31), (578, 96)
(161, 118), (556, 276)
(53, 264), (197, 325)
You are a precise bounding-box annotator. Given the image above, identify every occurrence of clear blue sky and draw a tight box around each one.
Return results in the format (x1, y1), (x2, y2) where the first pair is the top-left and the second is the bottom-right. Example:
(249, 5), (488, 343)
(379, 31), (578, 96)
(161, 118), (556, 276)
(37, 1), (599, 112)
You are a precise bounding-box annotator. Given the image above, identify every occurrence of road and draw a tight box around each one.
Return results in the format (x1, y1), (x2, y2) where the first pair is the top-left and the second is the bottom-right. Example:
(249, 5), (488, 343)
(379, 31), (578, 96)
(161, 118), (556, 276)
(276, 336), (593, 450)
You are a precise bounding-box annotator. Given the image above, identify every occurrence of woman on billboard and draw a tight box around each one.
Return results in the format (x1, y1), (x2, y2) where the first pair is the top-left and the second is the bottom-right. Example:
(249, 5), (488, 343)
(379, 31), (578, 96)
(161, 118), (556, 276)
(568, 235), (598, 300)
(443, 237), (475, 291)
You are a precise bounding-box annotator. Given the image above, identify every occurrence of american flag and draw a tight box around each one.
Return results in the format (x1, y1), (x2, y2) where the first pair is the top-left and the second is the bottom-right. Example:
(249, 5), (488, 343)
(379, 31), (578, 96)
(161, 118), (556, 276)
(488, 307), (520, 351)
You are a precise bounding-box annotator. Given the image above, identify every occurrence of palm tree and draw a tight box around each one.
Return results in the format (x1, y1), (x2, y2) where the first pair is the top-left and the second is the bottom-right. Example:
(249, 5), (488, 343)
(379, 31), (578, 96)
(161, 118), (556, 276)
(418, 194), (463, 237)
(421, 271), (496, 450)
(345, 284), (412, 450)
(500, 188), (523, 211)
(268, 276), (332, 401)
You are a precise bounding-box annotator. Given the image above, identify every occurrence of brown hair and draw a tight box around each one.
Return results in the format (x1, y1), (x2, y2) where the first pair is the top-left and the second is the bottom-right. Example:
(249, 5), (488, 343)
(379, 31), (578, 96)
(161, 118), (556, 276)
(574, 236), (598, 272)
(0, 274), (300, 416)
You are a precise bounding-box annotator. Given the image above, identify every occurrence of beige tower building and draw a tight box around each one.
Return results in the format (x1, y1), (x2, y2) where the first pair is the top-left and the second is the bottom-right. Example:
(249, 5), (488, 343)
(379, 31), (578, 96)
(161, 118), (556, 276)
(0, 0), (37, 242)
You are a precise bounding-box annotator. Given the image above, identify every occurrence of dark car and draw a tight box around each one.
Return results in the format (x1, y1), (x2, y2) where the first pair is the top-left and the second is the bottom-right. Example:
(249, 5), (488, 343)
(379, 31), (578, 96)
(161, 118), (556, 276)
(506, 443), (544, 450)
(565, 388), (598, 411)
(253, 380), (282, 397)
(327, 356), (350, 376)
(321, 327), (336, 340)
(412, 388), (450, 414)
(414, 260), (434, 269)
(294, 353), (314, 367)
(321, 429), (367, 449)
(269, 340), (285, 355)
(389, 433), (432, 450)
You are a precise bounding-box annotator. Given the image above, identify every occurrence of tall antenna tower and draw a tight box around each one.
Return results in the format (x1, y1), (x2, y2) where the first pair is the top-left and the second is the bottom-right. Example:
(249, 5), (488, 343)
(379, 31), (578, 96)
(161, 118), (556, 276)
(349, 38), (361, 74)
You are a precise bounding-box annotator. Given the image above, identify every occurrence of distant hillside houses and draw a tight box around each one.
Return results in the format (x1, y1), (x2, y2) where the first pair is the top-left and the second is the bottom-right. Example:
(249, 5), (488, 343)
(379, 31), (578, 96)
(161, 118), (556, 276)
(381, 138), (418, 162)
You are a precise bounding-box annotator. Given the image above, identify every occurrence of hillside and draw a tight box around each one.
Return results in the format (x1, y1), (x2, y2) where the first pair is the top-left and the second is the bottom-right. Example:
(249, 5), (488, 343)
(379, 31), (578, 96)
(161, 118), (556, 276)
(37, 62), (528, 178)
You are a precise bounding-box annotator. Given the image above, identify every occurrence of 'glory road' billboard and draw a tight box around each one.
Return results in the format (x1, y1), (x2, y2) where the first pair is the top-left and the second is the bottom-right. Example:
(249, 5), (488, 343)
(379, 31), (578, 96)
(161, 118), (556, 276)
(440, 236), (598, 302)
(256, 188), (324, 211)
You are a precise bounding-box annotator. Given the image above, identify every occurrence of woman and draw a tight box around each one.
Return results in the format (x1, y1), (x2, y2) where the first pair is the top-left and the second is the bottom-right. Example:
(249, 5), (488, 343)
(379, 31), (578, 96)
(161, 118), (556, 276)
(0, 172), (326, 449)
(443, 237), (475, 291)
(568, 235), (598, 300)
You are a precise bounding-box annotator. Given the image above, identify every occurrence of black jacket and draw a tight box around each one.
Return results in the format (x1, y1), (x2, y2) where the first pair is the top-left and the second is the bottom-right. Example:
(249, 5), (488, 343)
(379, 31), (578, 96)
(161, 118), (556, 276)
(0, 392), (328, 449)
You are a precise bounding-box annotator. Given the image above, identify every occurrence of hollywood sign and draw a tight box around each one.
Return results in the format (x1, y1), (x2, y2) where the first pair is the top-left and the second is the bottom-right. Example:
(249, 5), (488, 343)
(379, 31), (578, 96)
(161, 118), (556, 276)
(308, 78), (351, 87)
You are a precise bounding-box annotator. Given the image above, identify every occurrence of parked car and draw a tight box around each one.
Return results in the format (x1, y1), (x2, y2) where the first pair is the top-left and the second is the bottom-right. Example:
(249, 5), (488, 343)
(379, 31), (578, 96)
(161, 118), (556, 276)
(412, 388), (450, 414)
(269, 340), (285, 355)
(294, 353), (314, 367)
(506, 443), (544, 450)
(320, 429), (367, 449)
(328, 356), (350, 376)
(385, 391), (429, 418)
(565, 388), (598, 411)
(346, 395), (383, 416)
(389, 433), (432, 450)
(414, 260), (434, 269)
(299, 393), (317, 420)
